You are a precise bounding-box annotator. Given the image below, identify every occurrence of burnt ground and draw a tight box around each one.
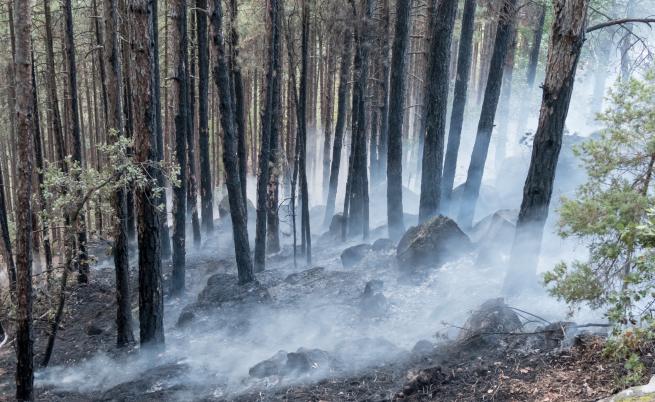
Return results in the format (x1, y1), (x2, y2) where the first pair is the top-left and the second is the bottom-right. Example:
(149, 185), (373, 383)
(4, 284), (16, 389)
(0, 224), (647, 402)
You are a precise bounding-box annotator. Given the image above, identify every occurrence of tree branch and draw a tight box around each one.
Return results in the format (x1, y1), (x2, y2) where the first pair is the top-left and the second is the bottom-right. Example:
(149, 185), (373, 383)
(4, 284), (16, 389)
(586, 18), (655, 33)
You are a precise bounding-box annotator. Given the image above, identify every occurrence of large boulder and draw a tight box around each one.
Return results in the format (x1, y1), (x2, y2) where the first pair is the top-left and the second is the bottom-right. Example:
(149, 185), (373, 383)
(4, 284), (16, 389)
(470, 209), (518, 266)
(456, 298), (522, 347)
(218, 195), (256, 218)
(248, 348), (333, 378)
(396, 215), (472, 268)
(196, 273), (271, 307)
(341, 243), (371, 268)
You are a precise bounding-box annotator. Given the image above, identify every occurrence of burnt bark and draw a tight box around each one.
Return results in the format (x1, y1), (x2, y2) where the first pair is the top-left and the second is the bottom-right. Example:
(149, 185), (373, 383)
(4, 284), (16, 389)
(64, 0), (91, 283)
(299, 0), (312, 262)
(505, 0), (590, 293)
(457, 0), (518, 229)
(197, 0), (214, 233)
(386, 0), (411, 239)
(170, 0), (188, 295)
(13, 0), (34, 397)
(254, 0), (281, 271)
(418, 0), (458, 223)
(441, 0), (477, 213)
(187, 11), (202, 247)
(323, 28), (352, 226)
(105, 0), (135, 347)
(210, 0), (254, 283)
(131, 0), (165, 347)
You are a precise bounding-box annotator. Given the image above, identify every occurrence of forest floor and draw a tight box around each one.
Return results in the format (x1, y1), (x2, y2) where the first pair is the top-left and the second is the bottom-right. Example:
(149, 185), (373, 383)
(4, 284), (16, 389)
(0, 218), (647, 401)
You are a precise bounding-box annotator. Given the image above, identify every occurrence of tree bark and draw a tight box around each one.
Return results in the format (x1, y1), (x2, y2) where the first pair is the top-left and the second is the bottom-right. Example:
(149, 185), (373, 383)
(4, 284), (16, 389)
(13, 0), (34, 397)
(187, 10), (202, 247)
(170, 0), (188, 295)
(254, 0), (281, 271)
(299, 0), (312, 262)
(64, 0), (91, 283)
(130, 0), (165, 347)
(505, 0), (590, 293)
(494, 26), (517, 170)
(323, 28), (352, 227)
(418, 0), (458, 223)
(441, 0), (477, 213)
(105, 0), (135, 347)
(457, 0), (518, 229)
(386, 0), (411, 239)
(197, 0), (214, 234)
(210, 0), (254, 283)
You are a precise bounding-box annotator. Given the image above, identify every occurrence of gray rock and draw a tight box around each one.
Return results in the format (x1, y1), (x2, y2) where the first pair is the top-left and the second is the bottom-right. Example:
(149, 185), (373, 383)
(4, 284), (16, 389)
(396, 215), (472, 269)
(341, 244), (371, 268)
(248, 348), (333, 378)
(371, 238), (395, 252)
(196, 273), (271, 307)
(457, 298), (522, 348)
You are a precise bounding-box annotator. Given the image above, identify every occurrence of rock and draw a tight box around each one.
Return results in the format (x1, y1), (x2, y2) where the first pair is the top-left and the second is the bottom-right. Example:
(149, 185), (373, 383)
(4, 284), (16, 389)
(218, 195), (255, 218)
(396, 215), (472, 268)
(329, 214), (345, 236)
(411, 340), (435, 356)
(457, 298), (522, 347)
(371, 238), (395, 252)
(176, 311), (195, 328)
(600, 375), (655, 402)
(284, 267), (326, 285)
(196, 273), (271, 307)
(249, 350), (287, 378)
(471, 209), (517, 266)
(363, 280), (384, 295)
(248, 348), (333, 378)
(341, 244), (371, 268)
(85, 323), (104, 336)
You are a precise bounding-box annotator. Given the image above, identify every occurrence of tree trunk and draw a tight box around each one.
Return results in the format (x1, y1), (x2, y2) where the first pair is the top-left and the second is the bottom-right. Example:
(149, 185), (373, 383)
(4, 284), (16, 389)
(456, 0), (518, 229)
(386, 0), (411, 239)
(321, 41), (335, 201)
(13, 0), (35, 397)
(170, 0), (188, 295)
(197, 0), (214, 233)
(418, 0), (458, 223)
(230, 0), (248, 213)
(377, 0), (391, 184)
(104, 0), (135, 347)
(323, 28), (352, 227)
(130, 0), (165, 347)
(153, 0), (172, 259)
(344, 0), (375, 240)
(299, 0), (312, 262)
(0, 159), (15, 293)
(494, 26), (517, 170)
(43, 0), (66, 170)
(210, 0), (254, 283)
(187, 10), (202, 247)
(441, 0), (477, 213)
(64, 0), (91, 284)
(505, 0), (589, 293)
(254, 0), (281, 272)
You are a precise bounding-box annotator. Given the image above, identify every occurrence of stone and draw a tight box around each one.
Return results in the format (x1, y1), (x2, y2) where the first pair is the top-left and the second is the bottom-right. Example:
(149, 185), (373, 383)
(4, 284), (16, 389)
(470, 209), (517, 266)
(341, 244), (371, 268)
(249, 350), (287, 378)
(411, 340), (435, 356)
(85, 323), (104, 336)
(176, 311), (195, 328)
(248, 348), (333, 378)
(396, 215), (472, 268)
(456, 298), (522, 348)
(196, 273), (271, 307)
(218, 195), (255, 218)
(600, 375), (655, 402)
(329, 214), (345, 236)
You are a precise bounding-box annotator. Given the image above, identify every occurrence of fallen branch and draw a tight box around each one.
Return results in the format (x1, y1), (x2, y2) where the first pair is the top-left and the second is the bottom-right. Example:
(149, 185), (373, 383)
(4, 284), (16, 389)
(587, 18), (655, 33)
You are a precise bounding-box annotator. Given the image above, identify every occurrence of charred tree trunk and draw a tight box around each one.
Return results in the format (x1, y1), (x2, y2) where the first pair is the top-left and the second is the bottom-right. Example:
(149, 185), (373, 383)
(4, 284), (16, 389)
(13, 0), (34, 397)
(299, 0), (312, 262)
(457, 0), (518, 229)
(494, 27), (517, 170)
(0, 160), (15, 292)
(515, 2), (545, 145)
(441, 0), (477, 213)
(131, 0), (165, 347)
(210, 0), (254, 283)
(386, 0), (411, 239)
(170, 0), (188, 295)
(230, 0), (248, 212)
(187, 12), (201, 247)
(64, 0), (91, 283)
(321, 41), (335, 201)
(254, 0), (281, 272)
(344, 0), (375, 240)
(418, 0), (458, 222)
(153, 0), (172, 259)
(197, 0), (214, 233)
(377, 0), (391, 184)
(105, 0), (135, 347)
(505, 0), (589, 293)
(43, 0), (66, 169)
(323, 28), (352, 227)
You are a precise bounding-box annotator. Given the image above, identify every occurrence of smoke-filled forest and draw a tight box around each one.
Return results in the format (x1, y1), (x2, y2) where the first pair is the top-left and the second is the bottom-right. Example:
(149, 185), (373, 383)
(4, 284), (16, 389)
(1, 0), (655, 400)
